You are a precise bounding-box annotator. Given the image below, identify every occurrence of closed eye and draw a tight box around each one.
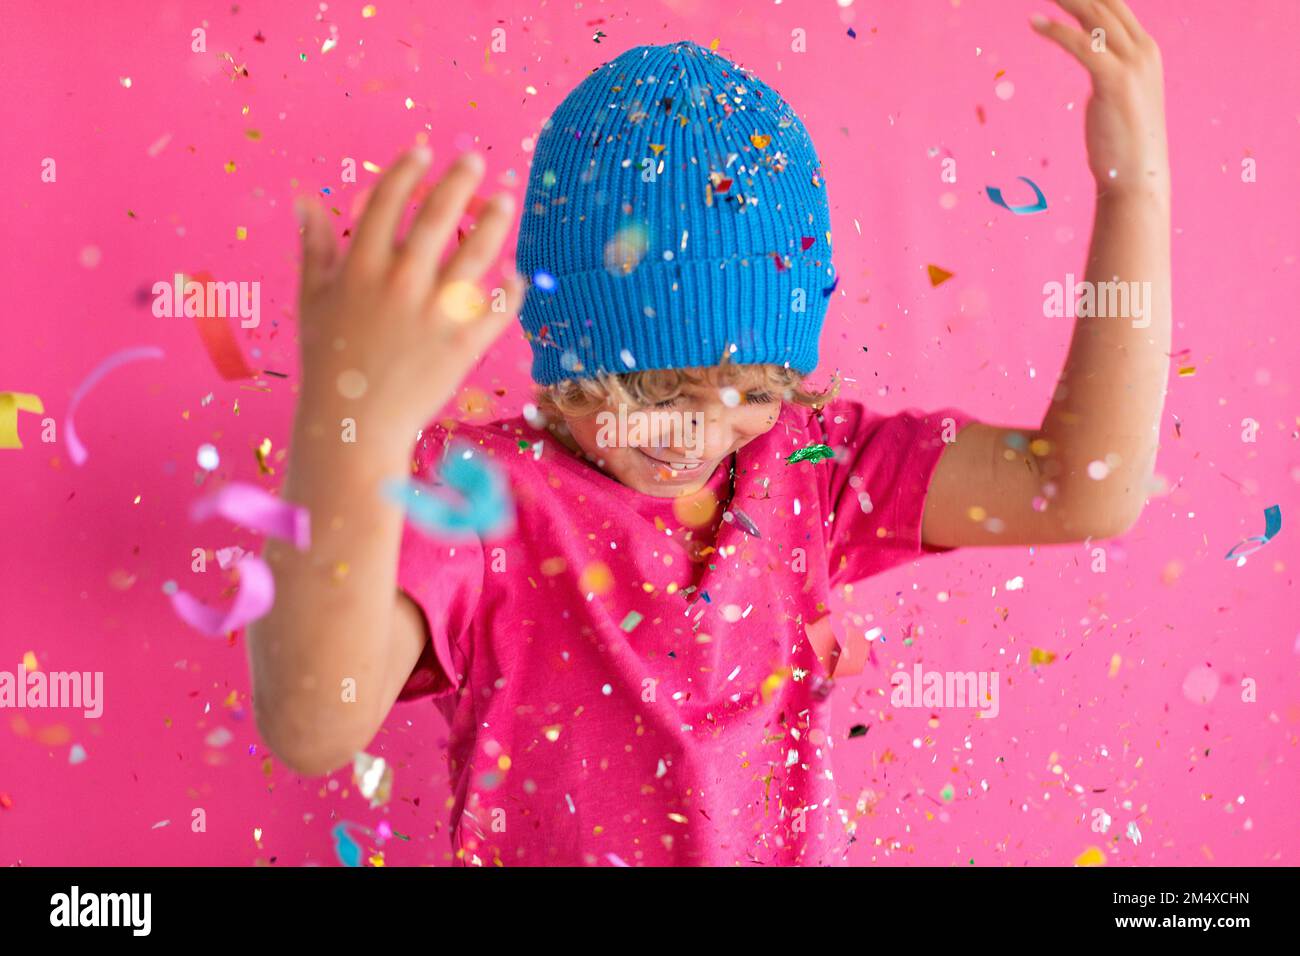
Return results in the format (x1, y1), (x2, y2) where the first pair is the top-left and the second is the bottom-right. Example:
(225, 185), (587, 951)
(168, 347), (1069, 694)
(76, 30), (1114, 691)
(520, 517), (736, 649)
(745, 391), (775, 404)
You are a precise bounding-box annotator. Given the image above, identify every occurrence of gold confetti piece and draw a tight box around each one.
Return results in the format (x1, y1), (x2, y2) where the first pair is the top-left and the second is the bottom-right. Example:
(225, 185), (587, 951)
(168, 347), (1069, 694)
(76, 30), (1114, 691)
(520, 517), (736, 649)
(1074, 846), (1106, 866)
(224, 160), (237, 174)
(362, 4), (377, 17)
(244, 129), (262, 141)
(22, 651), (38, 672)
(362, 160), (382, 174)
(648, 143), (666, 155)
(1108, 653), (1122, 678)
(708, 38), (720, 50)
(927, 264), (954, 286)
(967, 505), (986, 521)
(1031, 647), (1058, 665)
(255, 437), (274, 474)
(1028, 438), (1052, 456)
(749, 133), (771, 150)
(1178, 366), (1196, 377)
(235, 226), (248, 240)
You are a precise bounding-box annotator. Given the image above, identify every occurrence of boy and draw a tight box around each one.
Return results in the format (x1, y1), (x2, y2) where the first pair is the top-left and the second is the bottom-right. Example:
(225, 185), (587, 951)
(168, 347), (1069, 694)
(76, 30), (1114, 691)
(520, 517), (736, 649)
(252, 1), (1170, 865)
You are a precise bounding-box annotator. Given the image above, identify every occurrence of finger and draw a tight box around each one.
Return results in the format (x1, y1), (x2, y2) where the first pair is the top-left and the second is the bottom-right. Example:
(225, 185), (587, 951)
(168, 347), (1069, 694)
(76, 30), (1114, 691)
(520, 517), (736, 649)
(296, 197), (338, 299)
(1030, 15), (1093, 66)
(396, 152), (487, 284)
(1053, 0), (1127, 47)
(1096, 0), (1149, 43)
(440, 191), (517, 285)
(451, 269), (526, 358)
(348, 145), (433, 272)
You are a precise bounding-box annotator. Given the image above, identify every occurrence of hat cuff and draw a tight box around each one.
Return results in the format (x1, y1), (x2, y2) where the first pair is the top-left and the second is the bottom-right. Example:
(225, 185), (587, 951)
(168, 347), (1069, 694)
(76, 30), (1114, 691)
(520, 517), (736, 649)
(521, 256), (831, 385)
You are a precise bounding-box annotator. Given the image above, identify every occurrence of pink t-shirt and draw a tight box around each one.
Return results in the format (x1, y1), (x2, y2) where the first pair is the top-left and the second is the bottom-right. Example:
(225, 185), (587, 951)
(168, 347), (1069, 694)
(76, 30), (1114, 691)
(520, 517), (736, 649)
(395, 399), (968, 866)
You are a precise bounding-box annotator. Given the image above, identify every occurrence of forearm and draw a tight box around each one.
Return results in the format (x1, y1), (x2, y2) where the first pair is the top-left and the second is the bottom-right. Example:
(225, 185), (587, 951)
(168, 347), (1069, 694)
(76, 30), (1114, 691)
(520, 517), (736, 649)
(248, 391), (414, 771)
(1038, 186), (1171, 533)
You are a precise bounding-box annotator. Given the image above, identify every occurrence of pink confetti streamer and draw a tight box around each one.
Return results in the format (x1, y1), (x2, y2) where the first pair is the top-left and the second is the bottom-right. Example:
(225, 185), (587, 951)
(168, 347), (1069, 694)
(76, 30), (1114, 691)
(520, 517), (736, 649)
(66, 346), (165, 465)
(191, 482), (311, 550)
(169, 484), (309, 637)
(167, 554), (274, 638)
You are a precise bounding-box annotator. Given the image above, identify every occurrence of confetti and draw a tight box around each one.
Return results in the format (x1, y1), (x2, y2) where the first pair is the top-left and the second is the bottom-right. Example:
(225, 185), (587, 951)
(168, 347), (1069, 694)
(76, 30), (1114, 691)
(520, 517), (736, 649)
(619, 611), (644, 632)
(786, 443), (835, 465)
(331, 822), (365, 867)
(353, 752), (393, 808)
(984, 176), (1048, 215)
(66, 346), (165, 465)
(1224, 504), (1281, 564)
(387, 446), (514, 539)
(927, 264), (954, 286)
(0, 392), (44, 449)
(190, 482), (311, 549)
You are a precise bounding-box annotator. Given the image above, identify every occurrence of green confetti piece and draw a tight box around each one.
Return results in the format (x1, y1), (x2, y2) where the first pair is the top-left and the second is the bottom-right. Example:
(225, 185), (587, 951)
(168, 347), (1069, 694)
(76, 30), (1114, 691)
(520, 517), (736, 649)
(619, 611), (644, 632)
(940, 784), (955, 802)
(518, 439), (530, 451)
(785, 442), (835, 465)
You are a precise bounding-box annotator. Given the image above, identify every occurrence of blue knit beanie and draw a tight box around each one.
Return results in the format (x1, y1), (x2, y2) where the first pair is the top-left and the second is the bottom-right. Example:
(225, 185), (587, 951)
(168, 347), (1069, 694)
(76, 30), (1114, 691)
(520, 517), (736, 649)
(515, 40), (833, 385)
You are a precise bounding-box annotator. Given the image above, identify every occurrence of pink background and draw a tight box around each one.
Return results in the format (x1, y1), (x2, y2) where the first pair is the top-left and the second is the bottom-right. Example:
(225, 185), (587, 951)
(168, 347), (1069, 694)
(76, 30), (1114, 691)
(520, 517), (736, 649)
(2, 0), (1297, 866)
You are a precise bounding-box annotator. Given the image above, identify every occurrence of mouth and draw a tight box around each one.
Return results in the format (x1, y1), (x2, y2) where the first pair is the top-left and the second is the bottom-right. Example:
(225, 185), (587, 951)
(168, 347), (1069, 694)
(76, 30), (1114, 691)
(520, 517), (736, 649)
(634, 447), (709, 478)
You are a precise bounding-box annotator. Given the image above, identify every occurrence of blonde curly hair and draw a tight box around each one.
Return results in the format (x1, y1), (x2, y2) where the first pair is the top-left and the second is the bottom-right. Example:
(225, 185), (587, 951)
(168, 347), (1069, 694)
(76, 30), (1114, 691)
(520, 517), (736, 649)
(538, 363), (836, 419)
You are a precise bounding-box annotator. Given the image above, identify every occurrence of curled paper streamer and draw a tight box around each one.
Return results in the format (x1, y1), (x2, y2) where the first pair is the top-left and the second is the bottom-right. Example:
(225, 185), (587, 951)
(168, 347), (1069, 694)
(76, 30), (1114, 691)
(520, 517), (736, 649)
(1224, 504), (1281, 563)
(169, 483), (310, 637)
(191, 482), (311, 550)
(167, 554), (275, 638)
(188, 270), (259, 380)
(0, 392), (44, 449)
(386, 446), (514, 539)
(353, 752), (393, 808)
(984, 176), (1048, 215)
(66, 346), (165, 465)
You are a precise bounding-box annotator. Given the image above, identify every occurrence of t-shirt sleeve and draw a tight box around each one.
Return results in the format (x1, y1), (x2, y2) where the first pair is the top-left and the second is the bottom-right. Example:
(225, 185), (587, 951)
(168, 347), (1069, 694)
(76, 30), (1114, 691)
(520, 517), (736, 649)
(815, 400), (974, 587)
(394, 425), (484, 703)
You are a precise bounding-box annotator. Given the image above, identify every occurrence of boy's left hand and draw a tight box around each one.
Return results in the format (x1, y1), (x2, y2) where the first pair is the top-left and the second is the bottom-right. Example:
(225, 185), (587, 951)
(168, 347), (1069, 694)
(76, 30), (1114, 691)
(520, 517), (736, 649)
(1032, 0), (1169, 199)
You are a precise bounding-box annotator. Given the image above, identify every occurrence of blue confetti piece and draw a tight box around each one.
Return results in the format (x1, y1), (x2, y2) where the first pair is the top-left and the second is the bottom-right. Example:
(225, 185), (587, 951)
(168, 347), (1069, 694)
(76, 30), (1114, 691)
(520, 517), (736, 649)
(532, 270), (558, 293)
(1224, 504), (1281, 563)
(331, 822), (363, 868)
(386, 445), (514, 539)
(985, 176), (1048, 215)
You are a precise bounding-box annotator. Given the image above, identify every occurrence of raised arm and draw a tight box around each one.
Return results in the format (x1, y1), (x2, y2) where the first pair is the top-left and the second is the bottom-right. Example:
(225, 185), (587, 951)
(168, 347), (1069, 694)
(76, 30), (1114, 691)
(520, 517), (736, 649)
(249, 147), (523, 775)
(923, 0), (1170, 548)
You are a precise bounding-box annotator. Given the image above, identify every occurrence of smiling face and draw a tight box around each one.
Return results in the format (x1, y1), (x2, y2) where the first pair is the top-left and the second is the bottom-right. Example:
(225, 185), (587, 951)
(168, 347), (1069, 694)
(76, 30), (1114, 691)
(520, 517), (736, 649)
(539, 365), (827, 498)
(561, 386), (782, 497)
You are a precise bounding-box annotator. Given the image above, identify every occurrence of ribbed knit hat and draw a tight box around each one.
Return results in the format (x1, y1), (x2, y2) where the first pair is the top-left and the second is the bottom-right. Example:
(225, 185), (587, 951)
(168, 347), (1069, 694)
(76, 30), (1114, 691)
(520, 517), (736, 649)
(515, 40), (834, 385)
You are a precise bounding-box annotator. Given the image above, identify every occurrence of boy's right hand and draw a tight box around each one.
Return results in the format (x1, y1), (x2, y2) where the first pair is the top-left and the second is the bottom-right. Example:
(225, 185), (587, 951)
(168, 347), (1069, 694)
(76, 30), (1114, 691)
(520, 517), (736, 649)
(293, 146), (525, 449)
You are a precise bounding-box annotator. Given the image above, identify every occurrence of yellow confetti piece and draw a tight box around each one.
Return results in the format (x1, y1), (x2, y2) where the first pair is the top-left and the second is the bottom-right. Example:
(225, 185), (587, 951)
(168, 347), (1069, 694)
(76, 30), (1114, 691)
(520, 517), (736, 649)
(362, 4), (377, 17)
(1029, 438), (1052, 457)
(580, 561), (614, 596)
(1031, 647), (1058, 665)
(1108, 653), (1122, 678)
(22, 651), (38, 672)
(235, 226), (248, 240)
(967, 505), (987, 522)
(708, 38), (720, 51)
(362, 160), (382, 174)
(1178, 366), (1196, 377)
(648, 143), (666, 155)
(244, 129), (262, 141)
(0, 392), (44, 448)
(672, 488), (718, 528)
(1074, 846), (1106, 867)
(224, 160), (237, 174)
(749, 133), (771, 150)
